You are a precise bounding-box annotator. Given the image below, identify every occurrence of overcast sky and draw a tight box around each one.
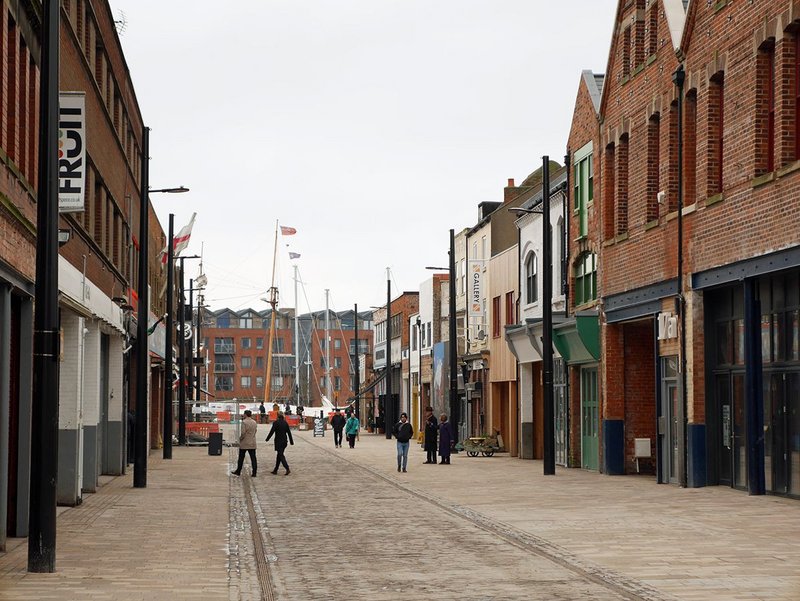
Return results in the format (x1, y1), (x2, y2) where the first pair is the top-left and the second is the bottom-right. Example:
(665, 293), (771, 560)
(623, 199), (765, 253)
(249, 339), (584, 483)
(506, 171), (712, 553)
(110, 1), (616, 316)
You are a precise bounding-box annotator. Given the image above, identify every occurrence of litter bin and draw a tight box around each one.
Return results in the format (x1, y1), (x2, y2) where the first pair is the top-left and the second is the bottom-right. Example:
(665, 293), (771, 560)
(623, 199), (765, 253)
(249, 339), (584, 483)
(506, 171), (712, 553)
(208, 432), (223, 456)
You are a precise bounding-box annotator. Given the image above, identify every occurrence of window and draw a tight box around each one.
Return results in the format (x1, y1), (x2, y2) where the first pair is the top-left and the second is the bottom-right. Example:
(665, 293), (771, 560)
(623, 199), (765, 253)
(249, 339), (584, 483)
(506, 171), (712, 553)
(334, 357), (342, 369)
(272, 376), (284, 391)
(334, 339), (342, 350)
(256, 376), (264, 389)
(492, 296), (501, 337)
(622, 26), (631, 78)
(573, 142), (592, 238)
(647, 114), (660, 222)
(334, 376), (342, 391)
(216, 315), (230, 328)
(647, 3), (658, 57)
(241, 337), (251, 350)
(481, 236), (487, 260)
(214, 337), (234, 353)
(241, 356), (251, 369)
(256, 357), (264, 369)
(215, 376), (233, 391)
(708, 74), (724, 196)
(604, 143), (616, 240)
(273, 338), (284, 353)
(505, 292), (515, 325)
(460, 259), (466, 294)
(756, 42), (776, 176)
(616, 134), (629, 234)
(256, 337), (263, 349)
(240, 316), (253, 328)
(574, 253), (598, 306)
(241, 376), (251, 388)
(684, 90), (697, 205)
(412, 327), (418, 352)
(426, 323), (431, 347)
(525, 252), (538, 304)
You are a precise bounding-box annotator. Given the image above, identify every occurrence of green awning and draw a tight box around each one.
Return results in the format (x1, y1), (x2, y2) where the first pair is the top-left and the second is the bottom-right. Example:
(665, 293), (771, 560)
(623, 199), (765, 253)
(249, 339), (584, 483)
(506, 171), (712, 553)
(552, 311), (600, 364)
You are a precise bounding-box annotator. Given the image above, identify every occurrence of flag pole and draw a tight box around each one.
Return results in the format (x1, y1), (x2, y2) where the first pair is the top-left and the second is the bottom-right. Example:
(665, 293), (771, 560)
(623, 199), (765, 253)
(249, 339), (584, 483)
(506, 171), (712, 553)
(264, 221), (280, 407)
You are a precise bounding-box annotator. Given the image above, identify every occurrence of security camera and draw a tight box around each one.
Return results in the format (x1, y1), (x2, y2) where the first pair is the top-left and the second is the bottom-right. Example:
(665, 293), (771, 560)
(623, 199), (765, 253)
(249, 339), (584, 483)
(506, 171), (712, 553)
(657, 191), (666, 204)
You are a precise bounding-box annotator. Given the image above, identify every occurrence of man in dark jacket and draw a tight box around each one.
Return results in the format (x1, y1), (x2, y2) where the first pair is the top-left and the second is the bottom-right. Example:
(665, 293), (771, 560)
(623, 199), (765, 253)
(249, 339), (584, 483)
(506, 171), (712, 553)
(265, 411), (294, 475)
(423, 407), (438, 464)
(330, 408), (346, 448)
(392, 412), (414, 473)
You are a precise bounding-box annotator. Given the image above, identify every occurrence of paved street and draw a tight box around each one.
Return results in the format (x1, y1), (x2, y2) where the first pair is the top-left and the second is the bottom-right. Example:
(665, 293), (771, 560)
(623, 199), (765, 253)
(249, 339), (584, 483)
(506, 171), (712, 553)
(0, 429), (799, 600)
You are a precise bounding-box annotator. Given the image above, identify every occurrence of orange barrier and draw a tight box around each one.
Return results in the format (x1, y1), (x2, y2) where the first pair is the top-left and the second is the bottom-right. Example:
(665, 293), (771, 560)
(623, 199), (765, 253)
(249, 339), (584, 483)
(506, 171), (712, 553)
(185, 422), (220, 438)
(216, 411), (231, 422)
(286, 415), (300, 427)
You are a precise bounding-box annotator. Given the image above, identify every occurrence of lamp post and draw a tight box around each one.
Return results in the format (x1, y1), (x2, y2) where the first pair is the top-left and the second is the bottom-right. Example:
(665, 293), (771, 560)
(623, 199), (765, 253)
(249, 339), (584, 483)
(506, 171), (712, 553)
(508, 157), (554, 475)
(425, 231), (458, 444)
(143, 189), (190, 466)
(385, 268), (392, 439)
(176, 256), (200, 444)
(28, 0), (59, 573)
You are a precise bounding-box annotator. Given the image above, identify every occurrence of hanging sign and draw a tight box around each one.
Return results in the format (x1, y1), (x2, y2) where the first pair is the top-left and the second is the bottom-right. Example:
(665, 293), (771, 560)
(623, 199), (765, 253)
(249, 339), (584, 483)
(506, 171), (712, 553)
(58, 92), (86, 212)
(468, 260), (484, 321)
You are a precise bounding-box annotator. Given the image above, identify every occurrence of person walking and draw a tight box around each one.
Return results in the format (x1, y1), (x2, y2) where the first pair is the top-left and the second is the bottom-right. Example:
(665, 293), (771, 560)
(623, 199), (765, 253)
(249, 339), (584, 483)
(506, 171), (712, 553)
(330, 408), (346, 448)
(438, 413), (454, 464)
(265, 411), (294, 475)
(423, 407), (438, 464)
(231, 410), (258, 477)
(259, 401), (267, 424)
(345, 411), (360, 448)
(392, 412), (414, 473)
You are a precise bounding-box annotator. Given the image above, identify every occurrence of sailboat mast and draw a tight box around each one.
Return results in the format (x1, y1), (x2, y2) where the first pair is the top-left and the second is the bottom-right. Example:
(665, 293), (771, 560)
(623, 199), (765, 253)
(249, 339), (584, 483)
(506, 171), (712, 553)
(294, 264), (300, 406)
(325, 289), (331, 403)
(264, 221), (280, 406)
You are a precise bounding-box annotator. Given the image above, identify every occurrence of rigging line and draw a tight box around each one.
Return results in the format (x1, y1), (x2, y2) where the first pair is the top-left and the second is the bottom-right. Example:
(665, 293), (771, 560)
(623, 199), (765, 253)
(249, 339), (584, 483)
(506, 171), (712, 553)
(296, 268), (333, 402)
(326, 292), (357, 380)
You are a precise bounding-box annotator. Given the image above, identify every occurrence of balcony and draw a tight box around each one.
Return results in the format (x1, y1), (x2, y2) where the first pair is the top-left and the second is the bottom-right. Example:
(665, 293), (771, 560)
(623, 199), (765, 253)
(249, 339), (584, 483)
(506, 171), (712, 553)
(214, 343), (235, 354)
(214, 363), (235, 373)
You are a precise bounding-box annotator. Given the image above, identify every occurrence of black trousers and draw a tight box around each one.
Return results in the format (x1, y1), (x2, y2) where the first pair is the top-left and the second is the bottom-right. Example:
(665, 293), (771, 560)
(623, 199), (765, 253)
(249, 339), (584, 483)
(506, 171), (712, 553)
(333, 429), (343, 446)
(347, 433), (356, 448)
(235, 449), (257, 475)
(426, 447), (436, 463)
(274, 447), (290, 472)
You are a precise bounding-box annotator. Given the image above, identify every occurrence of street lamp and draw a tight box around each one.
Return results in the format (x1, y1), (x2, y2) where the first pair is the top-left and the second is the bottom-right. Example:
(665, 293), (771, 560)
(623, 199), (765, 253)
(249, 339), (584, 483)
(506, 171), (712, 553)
(508, 157), (555, 476)
(425, 228), (459, 446)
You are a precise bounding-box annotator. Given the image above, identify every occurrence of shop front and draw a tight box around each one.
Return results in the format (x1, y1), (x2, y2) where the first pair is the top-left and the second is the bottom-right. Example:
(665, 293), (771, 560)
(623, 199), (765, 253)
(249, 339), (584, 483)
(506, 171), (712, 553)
(697, 249), (800, 498)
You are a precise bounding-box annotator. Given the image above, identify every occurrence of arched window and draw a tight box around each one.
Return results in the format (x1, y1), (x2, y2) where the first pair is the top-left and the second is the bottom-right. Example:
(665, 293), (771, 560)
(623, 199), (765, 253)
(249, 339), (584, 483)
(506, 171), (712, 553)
(574, 252), (597, 306)
(525, 252), (538, 304)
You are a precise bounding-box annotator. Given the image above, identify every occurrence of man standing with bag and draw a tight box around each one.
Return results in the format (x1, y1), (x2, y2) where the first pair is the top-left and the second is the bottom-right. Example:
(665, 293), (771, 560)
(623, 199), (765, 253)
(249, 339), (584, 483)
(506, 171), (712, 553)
(330, 408), (346, 448)
(392, 412), (414, 473)
(231, 410), (258, 477)
(423, 407), (438, 464)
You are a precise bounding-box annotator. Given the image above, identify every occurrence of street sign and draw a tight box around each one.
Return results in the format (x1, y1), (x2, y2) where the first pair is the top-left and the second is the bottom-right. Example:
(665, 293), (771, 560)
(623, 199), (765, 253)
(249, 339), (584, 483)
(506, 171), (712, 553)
(183, 323), (192, 340)
(313, 417), (325, 437)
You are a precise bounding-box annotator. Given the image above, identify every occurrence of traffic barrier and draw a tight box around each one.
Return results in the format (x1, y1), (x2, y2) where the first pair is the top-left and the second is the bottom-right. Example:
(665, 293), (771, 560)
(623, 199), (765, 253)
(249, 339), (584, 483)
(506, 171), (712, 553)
(185, 422), (220, 438)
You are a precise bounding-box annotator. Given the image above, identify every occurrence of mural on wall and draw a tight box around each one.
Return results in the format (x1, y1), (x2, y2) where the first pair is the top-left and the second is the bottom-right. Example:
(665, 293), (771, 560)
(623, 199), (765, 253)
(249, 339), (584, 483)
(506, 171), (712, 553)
(432, 342), (449, 417)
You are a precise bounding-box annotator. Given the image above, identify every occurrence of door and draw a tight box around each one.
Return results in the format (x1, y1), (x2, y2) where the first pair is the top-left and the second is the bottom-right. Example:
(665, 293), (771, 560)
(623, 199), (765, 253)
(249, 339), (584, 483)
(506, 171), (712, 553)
(100, 334), (110, 473)
(765, 372), (800, 496)
(715, 372), (747, 488)
(580, 367), (599, 471)
(660, 356), (680, 484)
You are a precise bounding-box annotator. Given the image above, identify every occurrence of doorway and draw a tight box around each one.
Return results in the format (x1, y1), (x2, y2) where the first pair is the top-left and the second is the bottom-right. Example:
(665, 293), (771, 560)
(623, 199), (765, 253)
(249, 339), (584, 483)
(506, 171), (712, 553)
(765, 371), (800, 496)
(554, 359), (568, 466)
(714, 371), (746, 489)
(580, 367), (598, 470)
(659, 356), (680, 484)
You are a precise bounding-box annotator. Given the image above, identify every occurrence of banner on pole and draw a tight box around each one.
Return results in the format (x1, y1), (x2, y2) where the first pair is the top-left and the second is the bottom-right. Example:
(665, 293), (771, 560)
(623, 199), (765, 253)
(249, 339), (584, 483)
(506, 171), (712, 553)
(58, 92), (86, 213)
(468, 260), (484, 321)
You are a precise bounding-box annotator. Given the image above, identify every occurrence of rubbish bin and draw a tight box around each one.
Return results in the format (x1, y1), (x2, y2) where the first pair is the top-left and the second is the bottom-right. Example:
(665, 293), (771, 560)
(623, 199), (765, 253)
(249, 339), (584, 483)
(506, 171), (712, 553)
(208, 432), (223, 456)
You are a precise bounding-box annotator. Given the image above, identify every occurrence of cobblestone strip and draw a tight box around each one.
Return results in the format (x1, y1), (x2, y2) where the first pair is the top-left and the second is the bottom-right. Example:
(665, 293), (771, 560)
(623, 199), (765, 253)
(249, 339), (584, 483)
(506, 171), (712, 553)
(301, 438), (677, 601)
(228, 447), (258, 601)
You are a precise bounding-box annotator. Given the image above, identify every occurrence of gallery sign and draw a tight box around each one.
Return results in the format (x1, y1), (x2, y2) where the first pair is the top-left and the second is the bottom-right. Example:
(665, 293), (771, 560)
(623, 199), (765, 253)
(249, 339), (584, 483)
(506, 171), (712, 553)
(468, 260), (484, 320)
(58, 92), (86, 213)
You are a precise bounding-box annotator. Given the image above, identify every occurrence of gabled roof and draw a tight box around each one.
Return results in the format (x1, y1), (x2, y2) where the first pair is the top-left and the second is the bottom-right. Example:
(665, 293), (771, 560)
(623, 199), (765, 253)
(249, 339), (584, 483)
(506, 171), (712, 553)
(599, 0), (688, 116)
(582, 70), (605, 115)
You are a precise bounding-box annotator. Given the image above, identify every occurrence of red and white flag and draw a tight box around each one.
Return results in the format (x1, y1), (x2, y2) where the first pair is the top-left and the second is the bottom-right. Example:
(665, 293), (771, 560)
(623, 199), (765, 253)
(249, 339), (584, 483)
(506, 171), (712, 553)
(280, 225), (297, 236)
(161, 213), (197, 265)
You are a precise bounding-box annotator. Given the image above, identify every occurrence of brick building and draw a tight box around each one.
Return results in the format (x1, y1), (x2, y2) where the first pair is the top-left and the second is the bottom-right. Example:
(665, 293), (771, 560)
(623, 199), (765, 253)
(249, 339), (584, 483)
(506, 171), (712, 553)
(558, 0), (800, 498)
(204, 308), (373, 410)
(0, 0), (171, 550)
(372, 291), (418, 432)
